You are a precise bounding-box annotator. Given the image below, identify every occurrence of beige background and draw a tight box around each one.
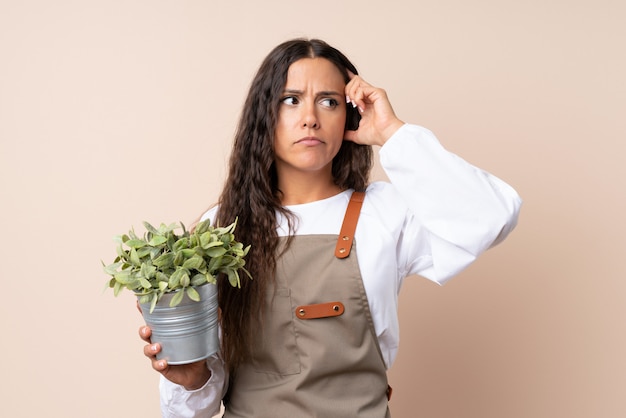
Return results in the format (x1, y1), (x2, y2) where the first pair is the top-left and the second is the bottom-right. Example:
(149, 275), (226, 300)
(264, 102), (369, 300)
(1, 0), (624, 417)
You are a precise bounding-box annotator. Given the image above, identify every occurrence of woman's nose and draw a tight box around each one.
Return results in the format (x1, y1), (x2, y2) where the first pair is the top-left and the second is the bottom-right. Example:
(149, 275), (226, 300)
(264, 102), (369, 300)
(302, 104), (319, 129)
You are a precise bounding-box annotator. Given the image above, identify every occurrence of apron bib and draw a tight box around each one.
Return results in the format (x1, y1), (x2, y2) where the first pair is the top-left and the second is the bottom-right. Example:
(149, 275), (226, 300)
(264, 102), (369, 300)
(225, 192), (390, 417)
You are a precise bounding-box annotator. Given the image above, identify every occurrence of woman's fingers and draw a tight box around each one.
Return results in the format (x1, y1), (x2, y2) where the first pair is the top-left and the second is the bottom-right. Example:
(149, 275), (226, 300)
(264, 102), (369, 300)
(139, 326), (166, 370)
(345, 75), (391, 118)
(152, 356), (168, 373)
(142, 340), (170, 373)
(345, 75), (374, 112)
(344, 74), (403, 146)
(137, 325), (210, 388)
(139, 325), (152, 343)
(143, 341), (159, 358)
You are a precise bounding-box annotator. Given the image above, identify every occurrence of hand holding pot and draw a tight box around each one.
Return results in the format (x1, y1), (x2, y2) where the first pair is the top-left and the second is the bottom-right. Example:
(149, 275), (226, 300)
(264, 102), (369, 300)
(140, 325), (212, 390)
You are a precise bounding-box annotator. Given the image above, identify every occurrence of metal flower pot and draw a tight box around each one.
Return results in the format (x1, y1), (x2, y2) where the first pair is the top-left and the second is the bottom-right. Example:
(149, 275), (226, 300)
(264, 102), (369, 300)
(139, 284), (219, 365)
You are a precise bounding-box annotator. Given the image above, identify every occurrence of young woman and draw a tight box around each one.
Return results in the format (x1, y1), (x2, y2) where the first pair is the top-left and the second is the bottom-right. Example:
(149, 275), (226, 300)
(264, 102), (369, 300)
(139, 38), (522, 417)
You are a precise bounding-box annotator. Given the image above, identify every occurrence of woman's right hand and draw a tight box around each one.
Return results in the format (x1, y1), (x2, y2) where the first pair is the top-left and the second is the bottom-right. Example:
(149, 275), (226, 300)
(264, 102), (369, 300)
(140, 325), (212, 390)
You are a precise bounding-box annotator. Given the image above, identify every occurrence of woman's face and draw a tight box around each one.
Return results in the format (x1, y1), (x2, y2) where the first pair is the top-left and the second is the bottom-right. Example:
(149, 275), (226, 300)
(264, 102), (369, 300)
(273, 57), (347, 180)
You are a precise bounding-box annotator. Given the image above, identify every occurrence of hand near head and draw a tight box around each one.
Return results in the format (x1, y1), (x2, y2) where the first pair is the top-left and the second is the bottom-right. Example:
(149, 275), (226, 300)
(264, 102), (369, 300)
(343, 73), (405, 147)
(139, 325), (212, 390)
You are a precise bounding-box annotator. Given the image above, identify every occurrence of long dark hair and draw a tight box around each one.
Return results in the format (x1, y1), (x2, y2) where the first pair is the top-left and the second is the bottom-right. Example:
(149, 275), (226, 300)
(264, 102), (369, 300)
(215, 38), (372, 370)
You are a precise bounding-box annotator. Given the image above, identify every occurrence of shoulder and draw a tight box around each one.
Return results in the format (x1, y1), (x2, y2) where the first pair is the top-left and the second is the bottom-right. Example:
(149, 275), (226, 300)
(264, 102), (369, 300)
(364, 181), (410, 216)
(360, 181), (415, 236)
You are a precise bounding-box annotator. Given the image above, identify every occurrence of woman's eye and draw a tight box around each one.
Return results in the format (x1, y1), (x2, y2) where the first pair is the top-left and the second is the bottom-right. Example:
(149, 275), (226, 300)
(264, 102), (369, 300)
(281, 96), (299, 105)
(320, 98), (339, 108)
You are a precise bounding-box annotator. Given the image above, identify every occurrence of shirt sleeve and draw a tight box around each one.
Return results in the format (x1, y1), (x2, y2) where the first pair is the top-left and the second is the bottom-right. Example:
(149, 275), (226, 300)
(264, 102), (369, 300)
(159, 353), (227, 418)
(379, 124), (522, 285)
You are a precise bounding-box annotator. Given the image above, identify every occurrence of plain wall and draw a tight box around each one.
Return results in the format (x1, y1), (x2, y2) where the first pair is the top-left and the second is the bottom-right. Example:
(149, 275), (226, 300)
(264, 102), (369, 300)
(1, 1), (624, 417)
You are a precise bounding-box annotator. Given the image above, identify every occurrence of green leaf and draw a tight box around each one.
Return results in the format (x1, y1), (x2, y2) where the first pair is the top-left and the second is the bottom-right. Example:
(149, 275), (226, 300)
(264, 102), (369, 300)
(173, 237), (189, 251)
(139, 278), (152, 289)
(148, 235), (168, 246)
(212, 225), (230, 235)
(158, 281), (168, 291)
(180, 272), (190, 288)
(195, 219), (211, 234)
(113, 281), (123, 296)
(127, 278), (142, 291)
(140, 263), (155, 279)
(182, 255), (204, 270)
(206, 246), (227, 258)
(136, 247), (152, 258)
(149, 293), (158, 313)
(116, 243), (125, 258)
(199, 231), (212, 248)
(241, 267), (252, 280)
(125, 239), (147, 249)
(167, 233), (176, 251)
(195, 263), (207, 275)
(186, 287), (201, 302)
(207, 273), (218, 285)
(221, 233), (233, 245)
(220, 255), (238, 268)
(173, 251), (184, 266)
(227, 269), (240, 288)
(103, 261), (123, 275)
(181, 248), (196, 258)
(191, 273), (208, 286)
(168, 268), (184, 289)
(208, 257), (222, 272)
(113, 270), (132, 284)
(130, 248), (141, 266)
(169, 290), (184, 308)
(168, 275), (180, 289)
(153, 252), (174, 268)
(202, 240), (224, 249)
(143, 221), (159, 235)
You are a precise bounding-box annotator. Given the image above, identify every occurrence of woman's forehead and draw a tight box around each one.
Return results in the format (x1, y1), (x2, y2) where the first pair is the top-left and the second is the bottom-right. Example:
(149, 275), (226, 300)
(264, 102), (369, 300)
(285, 57), (346, 89)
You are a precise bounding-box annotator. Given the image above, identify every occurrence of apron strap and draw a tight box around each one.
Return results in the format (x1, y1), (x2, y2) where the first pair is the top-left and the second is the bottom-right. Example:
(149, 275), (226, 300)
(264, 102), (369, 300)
(334, 191), (365, 259)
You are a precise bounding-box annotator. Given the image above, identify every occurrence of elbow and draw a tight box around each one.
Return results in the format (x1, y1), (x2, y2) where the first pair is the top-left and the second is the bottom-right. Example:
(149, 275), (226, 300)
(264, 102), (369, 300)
(488, 193), (522, 248)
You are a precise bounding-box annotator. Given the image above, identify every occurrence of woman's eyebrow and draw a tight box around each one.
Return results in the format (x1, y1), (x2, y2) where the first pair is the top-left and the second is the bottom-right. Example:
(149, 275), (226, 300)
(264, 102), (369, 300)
(317, 91), (343, 97)
(282, 89), (343, 96)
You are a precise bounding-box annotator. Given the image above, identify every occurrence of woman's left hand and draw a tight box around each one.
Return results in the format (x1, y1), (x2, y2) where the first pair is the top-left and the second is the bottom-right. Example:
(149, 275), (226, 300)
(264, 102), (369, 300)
(343, 73), (405, 146)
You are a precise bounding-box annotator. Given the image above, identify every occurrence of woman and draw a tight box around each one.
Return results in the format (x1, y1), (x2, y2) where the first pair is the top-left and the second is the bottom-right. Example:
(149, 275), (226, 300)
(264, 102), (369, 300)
(140, 38), (522, 417)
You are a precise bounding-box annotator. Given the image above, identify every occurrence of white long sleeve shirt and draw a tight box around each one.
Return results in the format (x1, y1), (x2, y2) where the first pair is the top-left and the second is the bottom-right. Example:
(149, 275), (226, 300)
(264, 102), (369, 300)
(160, 124), (522, 417)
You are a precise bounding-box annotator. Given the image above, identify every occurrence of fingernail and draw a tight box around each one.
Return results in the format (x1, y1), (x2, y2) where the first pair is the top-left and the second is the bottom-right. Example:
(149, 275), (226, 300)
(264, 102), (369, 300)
(351, 101), (357, 108)
(346, 95), (351, 103)
(358, 106), (364, 113)
(152, 344), (158, 352)
(159, 360), (166, 368)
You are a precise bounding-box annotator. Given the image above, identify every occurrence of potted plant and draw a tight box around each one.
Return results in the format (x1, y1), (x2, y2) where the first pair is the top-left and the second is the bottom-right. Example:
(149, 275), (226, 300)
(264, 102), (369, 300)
(103, 218), (251, 364)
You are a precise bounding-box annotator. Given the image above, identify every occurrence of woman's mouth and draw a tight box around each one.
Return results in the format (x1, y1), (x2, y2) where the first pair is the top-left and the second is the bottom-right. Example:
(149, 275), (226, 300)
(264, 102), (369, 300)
(296, 136), (323, 146)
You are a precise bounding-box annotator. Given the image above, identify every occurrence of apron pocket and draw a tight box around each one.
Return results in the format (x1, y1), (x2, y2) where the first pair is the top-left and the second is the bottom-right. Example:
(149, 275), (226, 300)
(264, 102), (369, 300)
(251, 287), (301, 376)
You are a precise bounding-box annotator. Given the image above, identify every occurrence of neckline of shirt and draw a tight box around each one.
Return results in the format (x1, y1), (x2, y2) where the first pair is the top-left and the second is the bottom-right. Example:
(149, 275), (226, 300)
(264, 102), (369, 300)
(283, 189), (352, 210)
